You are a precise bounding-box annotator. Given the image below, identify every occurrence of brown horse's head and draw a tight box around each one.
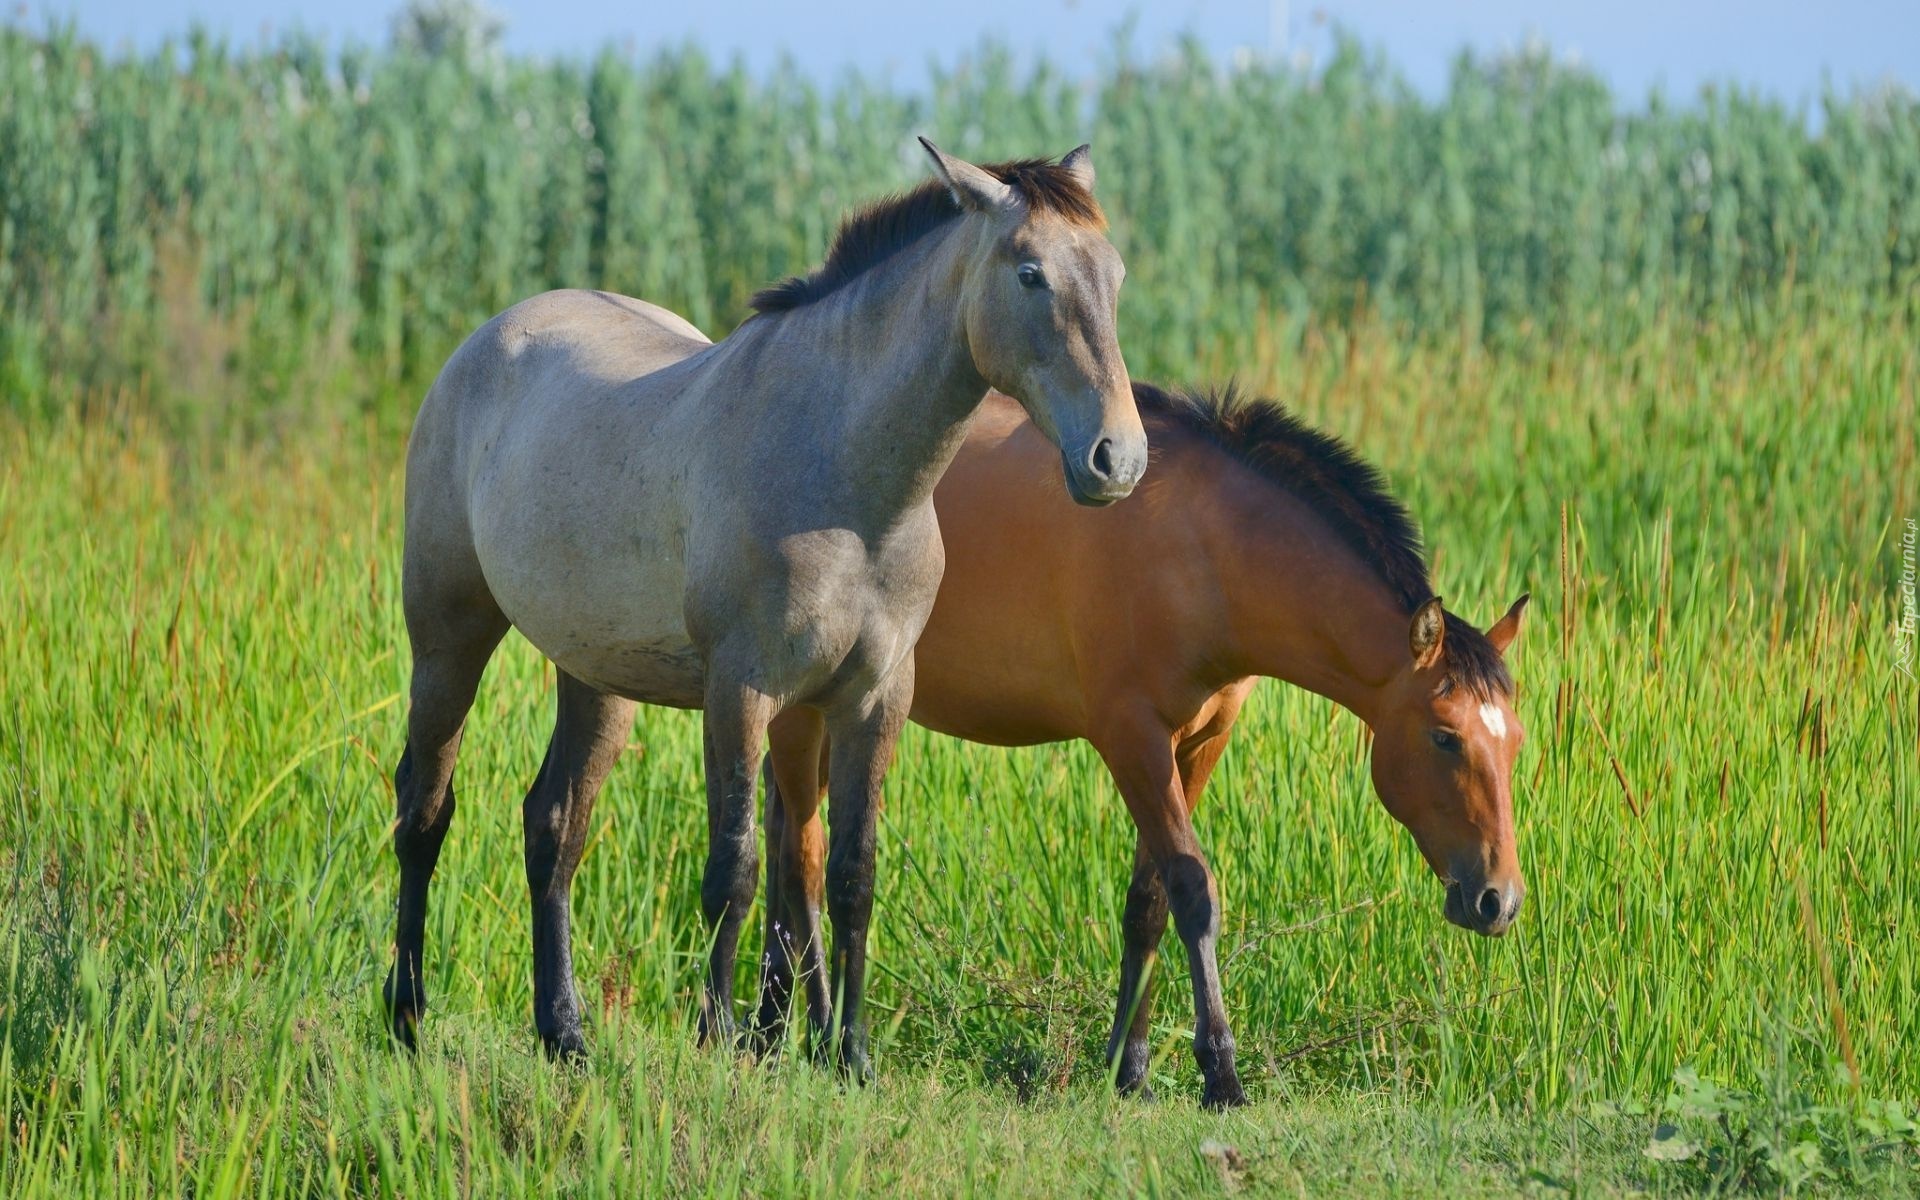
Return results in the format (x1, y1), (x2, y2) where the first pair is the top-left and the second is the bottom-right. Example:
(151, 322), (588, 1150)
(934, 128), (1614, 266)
(1369, 594), (1530, 936)
(918, 139), (1145, 506)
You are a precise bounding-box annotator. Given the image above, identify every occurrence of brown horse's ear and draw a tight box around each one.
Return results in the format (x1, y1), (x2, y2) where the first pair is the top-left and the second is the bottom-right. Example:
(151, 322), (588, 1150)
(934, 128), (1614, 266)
(1059, 143), (1096, 192)
(918, 137), (1014, 213)
(1486, 593), (1530, 654)
(1409, 597), (1446, 670)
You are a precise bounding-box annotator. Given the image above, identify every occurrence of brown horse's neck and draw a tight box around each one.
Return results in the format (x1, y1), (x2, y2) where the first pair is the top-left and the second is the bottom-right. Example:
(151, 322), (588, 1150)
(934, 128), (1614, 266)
(1202, 451), (1411, 729)
(745, 221), (987, 529)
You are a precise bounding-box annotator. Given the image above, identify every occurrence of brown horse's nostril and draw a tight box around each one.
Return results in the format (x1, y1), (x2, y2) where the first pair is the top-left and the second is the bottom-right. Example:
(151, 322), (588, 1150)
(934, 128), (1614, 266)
(1090, 438), (1115, 481)
(1477, 886), (1504, 925)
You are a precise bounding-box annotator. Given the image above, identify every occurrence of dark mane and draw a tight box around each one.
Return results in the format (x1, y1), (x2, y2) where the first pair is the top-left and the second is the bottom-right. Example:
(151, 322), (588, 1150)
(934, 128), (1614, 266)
(1134, 381), (1513, 699)
(748, 157), (1105, 314)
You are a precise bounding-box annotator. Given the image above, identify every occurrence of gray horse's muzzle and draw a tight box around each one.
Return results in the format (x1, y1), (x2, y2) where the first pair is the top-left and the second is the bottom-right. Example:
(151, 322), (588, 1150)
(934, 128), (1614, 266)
(1062, 433), (1147, 506)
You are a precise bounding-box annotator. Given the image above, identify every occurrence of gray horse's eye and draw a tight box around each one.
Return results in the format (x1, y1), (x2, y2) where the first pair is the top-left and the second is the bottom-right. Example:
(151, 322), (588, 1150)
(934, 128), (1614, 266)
(1017, 263), (1047, 289)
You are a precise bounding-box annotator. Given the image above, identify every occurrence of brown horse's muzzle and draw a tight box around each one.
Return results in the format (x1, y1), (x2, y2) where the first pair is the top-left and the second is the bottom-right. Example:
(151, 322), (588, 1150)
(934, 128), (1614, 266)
(1444, 874), (1525, 937)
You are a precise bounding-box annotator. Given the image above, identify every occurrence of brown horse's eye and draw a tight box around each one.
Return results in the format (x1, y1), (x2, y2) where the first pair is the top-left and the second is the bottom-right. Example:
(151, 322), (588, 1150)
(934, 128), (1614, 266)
(1430, 729), (1463, 754)
(1017, 263), (1047, 289)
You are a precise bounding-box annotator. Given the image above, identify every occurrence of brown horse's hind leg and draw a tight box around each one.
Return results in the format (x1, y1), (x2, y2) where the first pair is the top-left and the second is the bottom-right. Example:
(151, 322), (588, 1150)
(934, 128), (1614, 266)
(750, 708), (827, 1056)
(522, 672), (636, 1059)
(1095, 715), (1246, 1109)
(385, 597), (508, 1049)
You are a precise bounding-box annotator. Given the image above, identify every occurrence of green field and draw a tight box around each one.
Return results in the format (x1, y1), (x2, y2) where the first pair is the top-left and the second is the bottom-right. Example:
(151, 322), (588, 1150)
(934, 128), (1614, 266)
(4, 21), (1920, 1199)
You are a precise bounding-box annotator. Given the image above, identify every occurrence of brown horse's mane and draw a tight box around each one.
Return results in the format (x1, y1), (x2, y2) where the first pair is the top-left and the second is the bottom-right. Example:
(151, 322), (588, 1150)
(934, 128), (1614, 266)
(749, 157), (1105, 315)
(1134, 381), (1513, 699)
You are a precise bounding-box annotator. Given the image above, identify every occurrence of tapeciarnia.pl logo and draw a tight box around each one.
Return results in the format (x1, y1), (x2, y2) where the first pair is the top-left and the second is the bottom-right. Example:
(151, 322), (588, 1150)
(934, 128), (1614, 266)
(1896, 517), (1917, 682)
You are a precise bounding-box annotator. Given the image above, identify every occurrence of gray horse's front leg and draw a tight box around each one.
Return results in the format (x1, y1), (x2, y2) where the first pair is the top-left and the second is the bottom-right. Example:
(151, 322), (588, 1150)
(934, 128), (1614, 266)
(698, 679), (776, 1048)
(522, 673), (636, 1059)
(823, 666), (913, 1082)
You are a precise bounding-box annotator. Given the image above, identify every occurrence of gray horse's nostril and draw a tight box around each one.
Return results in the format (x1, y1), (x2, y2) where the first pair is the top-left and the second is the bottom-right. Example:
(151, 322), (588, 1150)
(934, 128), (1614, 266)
(1090, 438), (1115, 480)
(1477, 886), (1504, 924)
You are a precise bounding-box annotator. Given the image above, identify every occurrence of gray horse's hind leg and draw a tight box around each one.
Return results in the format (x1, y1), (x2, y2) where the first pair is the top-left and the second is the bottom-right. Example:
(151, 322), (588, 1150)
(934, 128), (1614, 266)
(385, 599), (508, 1049)
(522, 672), (636, 1059)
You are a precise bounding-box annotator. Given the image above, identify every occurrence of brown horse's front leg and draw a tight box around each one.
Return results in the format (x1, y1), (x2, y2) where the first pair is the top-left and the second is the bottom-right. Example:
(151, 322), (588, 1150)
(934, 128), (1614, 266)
(751, 708), (829, 1056)
(698, 678), (776, 1050)
(1096, 715), (1246, 1109)
(1105, 838), (1169, 1096)
(822, 666), (912, 1082)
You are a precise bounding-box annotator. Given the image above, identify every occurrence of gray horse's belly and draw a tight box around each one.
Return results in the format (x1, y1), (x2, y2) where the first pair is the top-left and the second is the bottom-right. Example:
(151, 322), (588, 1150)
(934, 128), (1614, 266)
(491, 567), (708, 709)
(566, 640), (707, 709)
(470, 458), (708, 708)
(482, 515), (708, 707)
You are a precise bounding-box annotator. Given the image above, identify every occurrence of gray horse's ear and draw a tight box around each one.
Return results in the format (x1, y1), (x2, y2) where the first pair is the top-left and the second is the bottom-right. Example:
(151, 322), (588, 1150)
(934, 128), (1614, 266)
(1059, 143), (1095, 191)
(918, 137), (1014, 212)
(1410, 597), (1446, 670)
(1485, 593), (1529, 654)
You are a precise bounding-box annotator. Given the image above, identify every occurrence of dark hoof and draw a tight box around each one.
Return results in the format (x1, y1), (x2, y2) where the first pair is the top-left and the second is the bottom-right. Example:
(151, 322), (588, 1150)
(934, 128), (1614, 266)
(1114, 1069), (1157, 1102)
(746, 1037), (784, 1065)
(1111, 1042), (1154, 1099)
(540, 1027), (589, 1063)
(383, 972), (423, 1051)
(836, 1036), (873, 1085)
(1202, 1077), (1249, 1110)
(744, 1019), (787, 1061)
(697, 1003), (738, 1050)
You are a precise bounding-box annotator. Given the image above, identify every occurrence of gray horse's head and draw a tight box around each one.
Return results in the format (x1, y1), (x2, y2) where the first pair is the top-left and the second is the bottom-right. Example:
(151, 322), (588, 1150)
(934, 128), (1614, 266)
(919, 139), (1146, 506)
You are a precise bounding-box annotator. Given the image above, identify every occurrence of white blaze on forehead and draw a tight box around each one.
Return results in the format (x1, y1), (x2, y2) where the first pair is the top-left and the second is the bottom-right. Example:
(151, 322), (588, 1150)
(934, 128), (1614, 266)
(1477, 702), (1508, 740)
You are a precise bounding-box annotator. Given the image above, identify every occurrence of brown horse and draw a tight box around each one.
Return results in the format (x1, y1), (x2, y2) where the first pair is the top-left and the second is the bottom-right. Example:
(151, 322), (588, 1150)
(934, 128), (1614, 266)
(753, 383), (1528, 1107)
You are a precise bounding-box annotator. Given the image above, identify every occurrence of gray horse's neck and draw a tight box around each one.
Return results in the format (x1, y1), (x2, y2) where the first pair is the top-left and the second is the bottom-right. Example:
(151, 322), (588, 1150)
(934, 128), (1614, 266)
(742, 221), (988, 536)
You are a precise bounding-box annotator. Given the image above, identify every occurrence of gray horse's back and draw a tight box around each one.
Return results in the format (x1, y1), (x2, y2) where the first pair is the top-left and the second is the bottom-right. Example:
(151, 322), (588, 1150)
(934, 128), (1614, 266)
(413, 288), (707, 450)
(402, 290), (715, 701)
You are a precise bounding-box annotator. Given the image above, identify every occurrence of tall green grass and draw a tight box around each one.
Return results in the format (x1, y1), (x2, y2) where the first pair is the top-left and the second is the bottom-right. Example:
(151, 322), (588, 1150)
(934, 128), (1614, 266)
(2, 315), (1914, 1193)
(3, 22), (1919, 422)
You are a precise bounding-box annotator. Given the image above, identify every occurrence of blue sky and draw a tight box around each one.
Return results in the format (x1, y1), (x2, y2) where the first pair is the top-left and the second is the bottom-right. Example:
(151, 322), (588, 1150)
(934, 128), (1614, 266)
(35, 0), (1920, 103)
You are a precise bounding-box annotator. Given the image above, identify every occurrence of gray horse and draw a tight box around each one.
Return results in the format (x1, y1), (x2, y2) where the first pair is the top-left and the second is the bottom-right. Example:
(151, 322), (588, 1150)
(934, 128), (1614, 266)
(385, 140), (1146, 1074)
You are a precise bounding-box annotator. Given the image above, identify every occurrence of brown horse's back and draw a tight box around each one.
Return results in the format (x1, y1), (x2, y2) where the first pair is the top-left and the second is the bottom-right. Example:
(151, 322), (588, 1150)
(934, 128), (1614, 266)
(915, 393), (1242, 748)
